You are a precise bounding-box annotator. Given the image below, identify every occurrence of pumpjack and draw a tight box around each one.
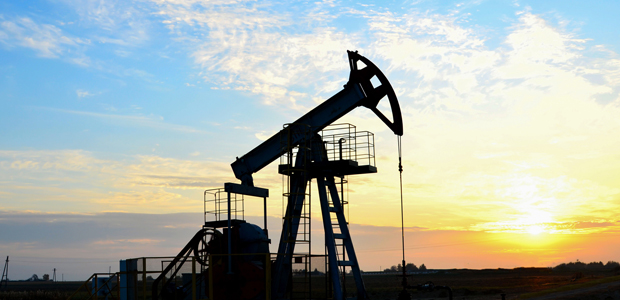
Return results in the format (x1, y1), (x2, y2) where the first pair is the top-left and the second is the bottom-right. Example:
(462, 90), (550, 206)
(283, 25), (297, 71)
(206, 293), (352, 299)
(151, 51), (403, 300)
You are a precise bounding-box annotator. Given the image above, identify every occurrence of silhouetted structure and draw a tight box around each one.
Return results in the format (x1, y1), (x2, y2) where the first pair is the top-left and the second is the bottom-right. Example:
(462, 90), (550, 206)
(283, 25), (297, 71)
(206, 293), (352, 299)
(0, 256), (8, 288)
(145, 51), (404, 300)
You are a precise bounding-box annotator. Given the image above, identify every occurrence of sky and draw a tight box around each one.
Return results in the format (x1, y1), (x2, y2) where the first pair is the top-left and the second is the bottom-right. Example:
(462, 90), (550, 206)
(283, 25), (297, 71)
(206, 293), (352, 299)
(1, 0), (620, 281)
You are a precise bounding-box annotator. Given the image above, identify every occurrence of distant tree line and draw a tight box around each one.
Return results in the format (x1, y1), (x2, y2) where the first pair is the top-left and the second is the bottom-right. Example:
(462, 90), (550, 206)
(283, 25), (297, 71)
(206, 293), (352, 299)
(380, 260), (620, 273)
(384, 263), (427, 272)
(553, 260), (620, 272)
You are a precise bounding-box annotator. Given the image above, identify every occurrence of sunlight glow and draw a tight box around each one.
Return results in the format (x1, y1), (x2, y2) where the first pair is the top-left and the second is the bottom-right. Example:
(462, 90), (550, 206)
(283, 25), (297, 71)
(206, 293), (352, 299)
(526, 224), (545, 235)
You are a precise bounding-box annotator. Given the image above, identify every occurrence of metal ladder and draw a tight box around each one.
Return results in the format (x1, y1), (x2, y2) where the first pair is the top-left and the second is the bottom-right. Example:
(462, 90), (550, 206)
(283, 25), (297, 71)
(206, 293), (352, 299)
(272, 144), (312, 300)
(317, 174), (367, 300)
(329, 176), (349, 296)
(273, 134), (368, 300)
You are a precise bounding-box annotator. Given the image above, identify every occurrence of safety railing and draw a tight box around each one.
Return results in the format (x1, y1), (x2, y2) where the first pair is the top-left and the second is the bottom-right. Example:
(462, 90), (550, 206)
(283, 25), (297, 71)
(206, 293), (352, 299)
(121, 256), (197, 300)
(67, 272), (120, 300)
(320, 123), (375, 167)
(204, 187), (244, 224)
(109, 253), (329, 300)
(119, 254), (270, 300)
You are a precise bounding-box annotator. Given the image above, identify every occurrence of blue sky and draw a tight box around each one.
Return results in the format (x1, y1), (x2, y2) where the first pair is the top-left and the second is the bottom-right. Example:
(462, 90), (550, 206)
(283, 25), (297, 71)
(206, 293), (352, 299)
(2, 0), (620, 280)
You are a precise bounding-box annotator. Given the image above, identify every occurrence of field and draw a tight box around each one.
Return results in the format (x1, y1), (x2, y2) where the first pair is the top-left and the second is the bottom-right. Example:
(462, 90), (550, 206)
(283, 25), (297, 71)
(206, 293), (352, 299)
(359, 268), (620, 300)
(0, 281), (83, 300)
(1, 268), (619, 300)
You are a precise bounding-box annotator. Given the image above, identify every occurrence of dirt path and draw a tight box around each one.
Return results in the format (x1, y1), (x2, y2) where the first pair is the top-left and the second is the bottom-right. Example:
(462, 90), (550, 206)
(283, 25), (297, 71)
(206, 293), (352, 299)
(527, 280), (620, 300)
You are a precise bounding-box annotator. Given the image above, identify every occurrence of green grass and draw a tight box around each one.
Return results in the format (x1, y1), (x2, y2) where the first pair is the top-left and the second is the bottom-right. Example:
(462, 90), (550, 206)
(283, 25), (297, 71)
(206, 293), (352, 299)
(518, 275), (620, 299)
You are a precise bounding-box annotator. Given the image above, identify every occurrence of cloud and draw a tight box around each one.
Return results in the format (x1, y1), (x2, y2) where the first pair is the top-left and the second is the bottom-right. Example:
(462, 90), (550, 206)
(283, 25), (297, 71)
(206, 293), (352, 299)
(572, 221), (619, 230)
(94, 190), (196, 211)
(0, 210), (206, 279)
(504, 11), (584, 65)
(0, 149), (106, 172)
(35, 107), (207, 133)
(341, 8), (620, 232)
(366, 9), (618, 120)
(0, 16), (89, 60)
(254, 130), (274, 141)
(0, 149), (254, 213)
(2, 1), (620, 253)
(142, 4), (620, 237)
(152, 0), (358, 109)
(59, 0), (150, 46)
(2, 209), (620, 278)
(0, 6), (154, 74)
(92, 238), (164, 245)
(471, 220), (620, 235)
(76, 89), (95, 98)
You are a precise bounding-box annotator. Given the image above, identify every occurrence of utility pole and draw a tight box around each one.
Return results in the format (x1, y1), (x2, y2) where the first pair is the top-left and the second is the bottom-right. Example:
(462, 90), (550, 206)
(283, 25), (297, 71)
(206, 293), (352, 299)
(1, 256), (8, 289)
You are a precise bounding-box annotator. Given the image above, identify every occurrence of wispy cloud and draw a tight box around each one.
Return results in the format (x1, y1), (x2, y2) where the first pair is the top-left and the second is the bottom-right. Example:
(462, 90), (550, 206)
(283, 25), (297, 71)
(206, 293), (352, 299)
(5, 209), (618, 277)
(0, 149), (244, 213)
(472, 219), (620, 235)
(152, 0), (358, 110)
(332, 7), (620, 232)
(35, 107), (207, 133)
(59, 0), (150, 46)
(76, 89), (95, 98)
(61, 2), (620, 236)
(0, 149), (106, 172)
(0, 4), (155, 74)
(0, 16), (89, 61)
(92, 238), (164, 245)
(2, 1), (620, 256)
(0, 210), (205, 279)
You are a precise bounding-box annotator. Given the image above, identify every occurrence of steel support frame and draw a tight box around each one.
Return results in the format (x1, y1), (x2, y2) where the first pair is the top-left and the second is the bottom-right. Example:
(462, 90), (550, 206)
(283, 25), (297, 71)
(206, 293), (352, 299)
(272, 135), (367, 300)
(321, 174), (367, 299)
(272, 147), (311, 299)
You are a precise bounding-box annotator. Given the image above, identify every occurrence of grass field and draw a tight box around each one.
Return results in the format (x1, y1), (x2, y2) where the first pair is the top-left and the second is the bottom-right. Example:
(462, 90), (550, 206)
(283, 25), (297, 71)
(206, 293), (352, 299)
(1, 268), (619, 300)
(0, 281), (84, 300)
(358, 268), (620, 299)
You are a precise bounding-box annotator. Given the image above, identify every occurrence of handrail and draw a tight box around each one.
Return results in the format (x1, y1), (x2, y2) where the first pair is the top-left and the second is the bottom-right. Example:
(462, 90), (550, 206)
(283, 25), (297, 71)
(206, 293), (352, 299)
(89, 274), (119, 300)
(67, 272), (120, 300)
(67, 273), (97, 300)
(152, 228), (207, 300)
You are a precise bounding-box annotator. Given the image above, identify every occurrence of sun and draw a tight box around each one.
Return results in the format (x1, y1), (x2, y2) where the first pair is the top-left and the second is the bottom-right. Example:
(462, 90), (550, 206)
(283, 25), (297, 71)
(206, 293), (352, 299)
(526, 224), (545, 235)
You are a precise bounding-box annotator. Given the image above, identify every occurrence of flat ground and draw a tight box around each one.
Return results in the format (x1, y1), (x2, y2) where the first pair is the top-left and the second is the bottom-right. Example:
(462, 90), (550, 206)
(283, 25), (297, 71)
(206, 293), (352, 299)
(360, 268), (620, 300)
(0, 281), (84, 300)
(1, 268), (619, 299)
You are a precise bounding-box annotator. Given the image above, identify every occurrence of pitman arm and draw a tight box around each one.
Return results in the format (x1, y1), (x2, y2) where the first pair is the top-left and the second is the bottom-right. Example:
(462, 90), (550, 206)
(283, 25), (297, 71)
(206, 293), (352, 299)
(231, 51), (403, 186)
